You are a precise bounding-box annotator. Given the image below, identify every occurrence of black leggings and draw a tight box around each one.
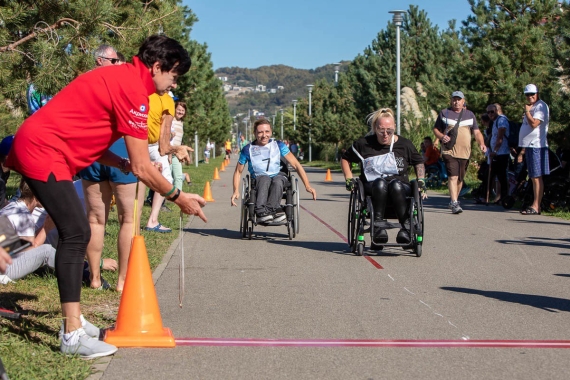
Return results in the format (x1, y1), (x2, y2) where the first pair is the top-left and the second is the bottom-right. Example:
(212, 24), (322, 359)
(25, 174), (90, 303)
(364, 178), (411, 224)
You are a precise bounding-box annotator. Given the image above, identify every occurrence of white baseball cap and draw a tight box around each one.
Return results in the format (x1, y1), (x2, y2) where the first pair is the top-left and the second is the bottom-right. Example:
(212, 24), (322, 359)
(524, 84), (538, 94)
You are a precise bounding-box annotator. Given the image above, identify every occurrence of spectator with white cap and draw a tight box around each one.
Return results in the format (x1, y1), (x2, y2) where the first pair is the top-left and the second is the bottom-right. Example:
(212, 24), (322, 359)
(518, 83), (550, 215)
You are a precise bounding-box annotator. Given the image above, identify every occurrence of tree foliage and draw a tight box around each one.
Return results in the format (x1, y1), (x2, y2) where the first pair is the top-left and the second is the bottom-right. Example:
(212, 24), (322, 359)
(0, 0), (231, 141)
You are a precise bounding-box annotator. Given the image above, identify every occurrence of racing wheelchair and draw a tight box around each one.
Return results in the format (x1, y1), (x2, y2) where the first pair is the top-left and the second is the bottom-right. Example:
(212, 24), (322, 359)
(347, 178), (424, 257)
(239, 161), (300, 240)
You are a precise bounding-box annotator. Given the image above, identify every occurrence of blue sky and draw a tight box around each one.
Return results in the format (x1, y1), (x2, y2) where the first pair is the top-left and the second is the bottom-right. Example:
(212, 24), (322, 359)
(183, 1), (474, 70)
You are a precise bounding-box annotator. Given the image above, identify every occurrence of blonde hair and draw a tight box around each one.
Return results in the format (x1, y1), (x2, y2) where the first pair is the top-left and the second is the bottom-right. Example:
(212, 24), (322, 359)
(366, 108), (395, 134)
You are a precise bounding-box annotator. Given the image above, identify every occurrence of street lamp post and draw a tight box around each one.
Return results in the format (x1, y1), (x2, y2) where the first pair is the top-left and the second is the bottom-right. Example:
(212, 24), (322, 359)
(307, 84), (314, 162)
(280, 109), (284, 140)
(292, 99), (298, 131)
(389, 10), (405, 135)
(272, 114), (276, 128)
(334, 62), (340, 86)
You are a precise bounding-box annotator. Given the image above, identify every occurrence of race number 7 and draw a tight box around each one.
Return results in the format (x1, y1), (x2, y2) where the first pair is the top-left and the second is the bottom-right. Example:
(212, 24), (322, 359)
(262, 158), (270, 171)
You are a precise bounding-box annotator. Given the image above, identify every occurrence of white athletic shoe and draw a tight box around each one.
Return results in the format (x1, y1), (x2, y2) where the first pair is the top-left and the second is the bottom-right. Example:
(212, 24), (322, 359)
(60, 328), (117, 359)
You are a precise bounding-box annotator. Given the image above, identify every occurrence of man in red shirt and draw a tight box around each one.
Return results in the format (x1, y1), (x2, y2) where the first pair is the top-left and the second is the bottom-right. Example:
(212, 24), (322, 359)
(7, 35), (207, 358)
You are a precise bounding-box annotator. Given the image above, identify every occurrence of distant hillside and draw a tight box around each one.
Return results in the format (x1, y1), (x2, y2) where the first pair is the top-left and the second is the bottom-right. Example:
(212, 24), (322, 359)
(215, 62), (348, 117)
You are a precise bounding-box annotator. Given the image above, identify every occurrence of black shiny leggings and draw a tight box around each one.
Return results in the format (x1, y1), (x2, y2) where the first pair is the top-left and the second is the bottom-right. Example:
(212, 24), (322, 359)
(363, 178), (411, 224)
(24, 174), (91, 303)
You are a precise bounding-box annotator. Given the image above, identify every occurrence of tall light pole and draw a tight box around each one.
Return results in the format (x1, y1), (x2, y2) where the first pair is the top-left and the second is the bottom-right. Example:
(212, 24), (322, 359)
(292, 99), (298, 130)
(272, 114), (276, 128)
(280, 108), (284, 140)
(389, 10), (405, 136)
(334, 62), (340, 86)
(307, 84), (314, 162)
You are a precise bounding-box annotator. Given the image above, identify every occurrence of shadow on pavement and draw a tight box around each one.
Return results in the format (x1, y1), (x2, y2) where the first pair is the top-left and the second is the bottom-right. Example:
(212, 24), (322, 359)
(268, 239), (349, 254)
(496, 236), (570, 250)
(441, 287), (570, 312)
(554, 274), (570, 278)
(512, 219), (570, 227)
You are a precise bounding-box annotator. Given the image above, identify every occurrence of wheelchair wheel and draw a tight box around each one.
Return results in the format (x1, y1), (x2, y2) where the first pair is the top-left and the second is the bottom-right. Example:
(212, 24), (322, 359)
(292, 176), (300, 235)
(356, 242), (364, 256)
(348, 180), (366, 254)
(411, 180), (424, 258)
(502, 195), (515, 209)
(240, 177), (248, 238)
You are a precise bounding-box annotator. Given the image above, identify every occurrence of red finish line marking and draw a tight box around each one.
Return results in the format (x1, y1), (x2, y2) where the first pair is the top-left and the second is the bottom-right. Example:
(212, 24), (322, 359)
(300, 205), (383, 269)
(175, 337), (570, 349)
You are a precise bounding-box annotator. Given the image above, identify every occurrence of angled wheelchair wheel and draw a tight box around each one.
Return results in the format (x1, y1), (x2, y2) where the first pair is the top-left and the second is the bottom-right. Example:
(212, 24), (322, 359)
(292, 176), (300, 235)
(240, 177), (248, 238)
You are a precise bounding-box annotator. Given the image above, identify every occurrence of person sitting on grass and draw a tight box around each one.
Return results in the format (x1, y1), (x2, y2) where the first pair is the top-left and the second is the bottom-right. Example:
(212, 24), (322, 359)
(230, 118), (317, 222)
(0, 180), (56, 284)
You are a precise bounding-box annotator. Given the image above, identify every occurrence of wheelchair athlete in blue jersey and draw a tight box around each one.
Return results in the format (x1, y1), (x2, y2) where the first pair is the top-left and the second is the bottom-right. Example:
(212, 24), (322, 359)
(231, 119), (316, 223)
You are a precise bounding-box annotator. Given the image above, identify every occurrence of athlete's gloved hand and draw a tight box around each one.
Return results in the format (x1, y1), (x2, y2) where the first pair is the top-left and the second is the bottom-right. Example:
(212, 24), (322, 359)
(345, 178), (356, 192)
(418, 178), (427, 198)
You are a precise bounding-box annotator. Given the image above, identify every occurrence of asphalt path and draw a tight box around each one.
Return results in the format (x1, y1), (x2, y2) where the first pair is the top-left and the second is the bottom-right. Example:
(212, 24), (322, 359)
(101, 164), (570, 380)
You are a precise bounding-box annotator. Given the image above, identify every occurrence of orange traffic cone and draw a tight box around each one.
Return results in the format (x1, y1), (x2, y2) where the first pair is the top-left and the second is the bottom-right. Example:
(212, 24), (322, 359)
(220, 161), (225, 172)
(213, 167), (220, 180)
(325, 168), (333, 182)
(203, 181), (215, 202)
(105, 236), (175, 348)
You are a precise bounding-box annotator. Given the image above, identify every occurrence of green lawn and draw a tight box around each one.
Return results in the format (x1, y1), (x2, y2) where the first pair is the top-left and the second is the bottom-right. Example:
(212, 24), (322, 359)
(0, 156), (225, 379)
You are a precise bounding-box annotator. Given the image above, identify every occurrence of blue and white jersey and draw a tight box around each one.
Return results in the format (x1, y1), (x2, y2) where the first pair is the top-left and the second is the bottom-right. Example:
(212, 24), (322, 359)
(238, 139), (290, 178)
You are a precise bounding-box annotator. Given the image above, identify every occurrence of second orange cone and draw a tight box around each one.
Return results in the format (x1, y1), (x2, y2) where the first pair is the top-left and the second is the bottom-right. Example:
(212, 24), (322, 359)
(325, 168), (333, 182)
(203, 181), (215, 202)
(213, 167), (220, 180)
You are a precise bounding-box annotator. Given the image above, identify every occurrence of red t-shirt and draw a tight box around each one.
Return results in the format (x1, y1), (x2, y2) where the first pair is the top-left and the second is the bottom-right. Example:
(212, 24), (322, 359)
(424, 145), (440, 166)
(6, 56), (154, 181)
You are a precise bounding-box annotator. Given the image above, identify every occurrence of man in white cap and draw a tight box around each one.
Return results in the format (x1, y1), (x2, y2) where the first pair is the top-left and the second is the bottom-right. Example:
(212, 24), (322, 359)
(433, 90), (486, 214)
(518, 84), (550, 215)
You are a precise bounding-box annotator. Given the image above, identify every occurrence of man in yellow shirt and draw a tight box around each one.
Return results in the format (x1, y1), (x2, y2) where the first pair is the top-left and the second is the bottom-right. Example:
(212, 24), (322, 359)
(225, 139), (232, 160)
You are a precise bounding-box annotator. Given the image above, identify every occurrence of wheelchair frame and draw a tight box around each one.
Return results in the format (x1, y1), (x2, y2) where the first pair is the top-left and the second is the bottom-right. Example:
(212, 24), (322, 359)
(239, 173), (300, 240)
(347, 178), (424, 257)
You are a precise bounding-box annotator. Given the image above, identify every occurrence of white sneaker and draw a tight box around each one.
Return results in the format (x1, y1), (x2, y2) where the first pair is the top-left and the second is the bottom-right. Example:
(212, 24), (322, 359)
(256, 213), (274, 222)
(60, 328), (118, 359)
(272, 212), (286, 223)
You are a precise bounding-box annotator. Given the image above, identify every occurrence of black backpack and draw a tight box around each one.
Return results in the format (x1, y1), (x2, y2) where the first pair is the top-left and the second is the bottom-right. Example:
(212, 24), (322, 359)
(506, 118), (522, 149)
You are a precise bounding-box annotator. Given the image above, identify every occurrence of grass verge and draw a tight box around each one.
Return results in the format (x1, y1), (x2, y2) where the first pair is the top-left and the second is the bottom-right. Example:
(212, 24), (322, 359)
(0, 156), (225, 379)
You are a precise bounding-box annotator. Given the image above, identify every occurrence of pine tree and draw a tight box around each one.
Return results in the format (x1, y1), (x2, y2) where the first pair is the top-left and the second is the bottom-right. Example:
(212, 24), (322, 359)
(461, 0), (561, 121)
(0, 0), (231, 138)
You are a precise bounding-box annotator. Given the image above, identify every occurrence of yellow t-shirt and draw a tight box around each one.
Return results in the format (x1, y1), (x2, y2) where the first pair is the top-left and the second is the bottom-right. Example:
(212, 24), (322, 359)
(147, 93), (175, 144)
(225, 140), (232, 150)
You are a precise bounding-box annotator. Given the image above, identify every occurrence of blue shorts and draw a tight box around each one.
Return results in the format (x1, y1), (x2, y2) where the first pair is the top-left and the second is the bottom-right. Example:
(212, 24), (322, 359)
(79, 139), (137, 184)
(526, 147), (550, 178)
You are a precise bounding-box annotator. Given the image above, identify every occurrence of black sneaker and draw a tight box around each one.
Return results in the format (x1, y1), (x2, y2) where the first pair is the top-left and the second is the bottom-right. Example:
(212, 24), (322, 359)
(373, 228), (388, 244)
(396, 228), (411, 244)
